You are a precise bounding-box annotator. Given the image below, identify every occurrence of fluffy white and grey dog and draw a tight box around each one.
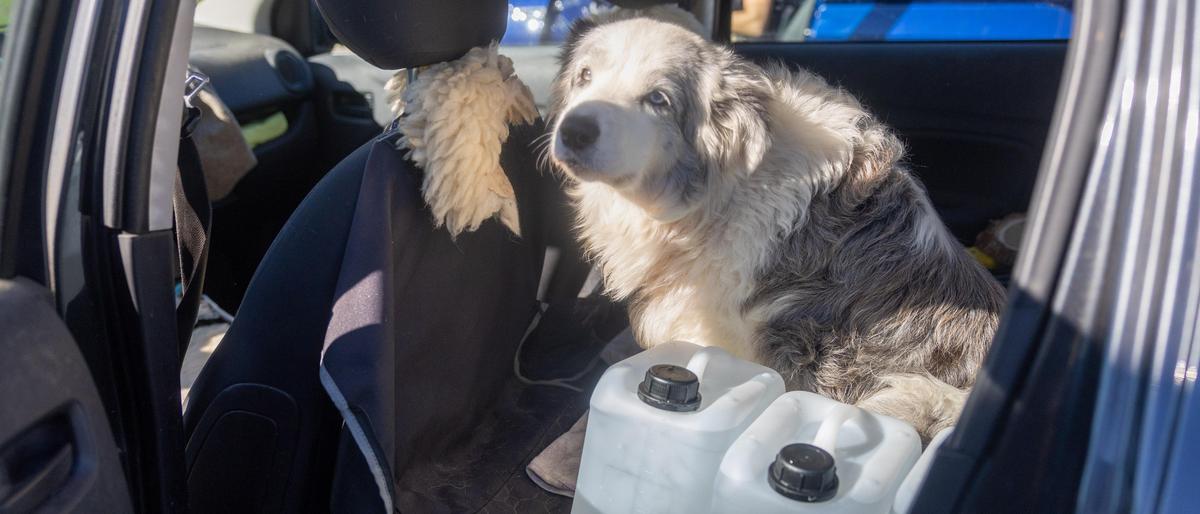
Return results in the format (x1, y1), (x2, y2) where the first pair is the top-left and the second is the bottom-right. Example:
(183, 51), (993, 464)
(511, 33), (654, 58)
(545, 13), (1006, 439)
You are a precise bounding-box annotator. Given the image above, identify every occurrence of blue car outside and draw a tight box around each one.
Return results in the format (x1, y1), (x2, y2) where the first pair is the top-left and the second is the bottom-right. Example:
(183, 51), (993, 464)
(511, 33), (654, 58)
(501, 0), (1072, 44)
(807, 0), (1072, 41)
(502, 0), (606, 45)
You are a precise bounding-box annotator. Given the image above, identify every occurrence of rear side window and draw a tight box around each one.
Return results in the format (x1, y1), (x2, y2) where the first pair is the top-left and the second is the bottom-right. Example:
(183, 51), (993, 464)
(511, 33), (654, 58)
(501, 0), (615, 46)
(732, 0), (1073, 42)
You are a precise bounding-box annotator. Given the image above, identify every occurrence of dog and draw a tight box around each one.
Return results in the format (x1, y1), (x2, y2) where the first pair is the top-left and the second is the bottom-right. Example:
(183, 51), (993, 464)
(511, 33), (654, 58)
(543, 13), (1006, 440)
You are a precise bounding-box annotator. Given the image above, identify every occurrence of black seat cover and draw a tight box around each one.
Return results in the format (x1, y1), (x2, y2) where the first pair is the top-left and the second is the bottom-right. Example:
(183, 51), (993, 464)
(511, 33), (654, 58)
(181, 1), (594, 512)
(185, 118), (562, 512)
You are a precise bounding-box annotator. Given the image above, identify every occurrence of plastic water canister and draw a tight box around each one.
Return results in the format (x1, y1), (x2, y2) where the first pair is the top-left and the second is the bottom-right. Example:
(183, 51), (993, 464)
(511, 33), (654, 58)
(712, 391), (922, 514)
(572, 341), (786, 514)
(891, 427), (953, 514)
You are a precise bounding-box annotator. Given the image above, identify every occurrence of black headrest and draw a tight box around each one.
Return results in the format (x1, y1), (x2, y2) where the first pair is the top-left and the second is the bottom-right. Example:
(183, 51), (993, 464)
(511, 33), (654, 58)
(314, 0), (509, 70)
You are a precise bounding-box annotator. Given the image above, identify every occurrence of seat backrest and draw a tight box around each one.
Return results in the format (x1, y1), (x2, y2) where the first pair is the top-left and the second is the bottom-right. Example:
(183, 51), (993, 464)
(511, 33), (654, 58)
(183, 115), (560, 512)
(180, 2), (563, 511)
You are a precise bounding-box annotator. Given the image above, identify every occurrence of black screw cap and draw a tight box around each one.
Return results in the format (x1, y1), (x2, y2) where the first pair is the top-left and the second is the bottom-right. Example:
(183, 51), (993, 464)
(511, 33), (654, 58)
(637, 364), (701, 412)
(768, 443), (839, 502)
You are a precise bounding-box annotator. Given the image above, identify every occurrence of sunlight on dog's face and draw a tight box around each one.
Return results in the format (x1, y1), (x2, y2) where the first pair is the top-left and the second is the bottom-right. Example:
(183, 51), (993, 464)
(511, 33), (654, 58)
(550, 19), (715, 222)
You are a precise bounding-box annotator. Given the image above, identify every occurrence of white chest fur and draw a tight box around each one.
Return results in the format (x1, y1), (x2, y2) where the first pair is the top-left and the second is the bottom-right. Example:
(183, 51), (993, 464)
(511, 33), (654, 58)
(572, 182), (770, 361)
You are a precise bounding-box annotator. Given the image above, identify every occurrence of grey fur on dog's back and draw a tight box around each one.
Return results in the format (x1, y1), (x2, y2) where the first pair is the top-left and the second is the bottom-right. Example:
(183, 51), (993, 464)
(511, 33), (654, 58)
(752, 146), (1004, 401)
(546, 15), (1005, 439)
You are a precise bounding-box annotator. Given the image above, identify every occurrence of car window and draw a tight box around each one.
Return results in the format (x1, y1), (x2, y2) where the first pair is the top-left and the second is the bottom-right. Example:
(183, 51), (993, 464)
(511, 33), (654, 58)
(501, 1), (623, 114)
(501, 0), (615, 46)
(0, 0), (12, 78)
(731, 0), (1073, 42)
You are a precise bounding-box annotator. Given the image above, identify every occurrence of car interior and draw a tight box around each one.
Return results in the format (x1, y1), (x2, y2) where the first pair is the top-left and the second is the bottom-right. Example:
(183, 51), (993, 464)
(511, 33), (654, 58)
(171, 0), (1070, 512)
(0, 0), (1086, 512)
(188, 0), (1063, 315)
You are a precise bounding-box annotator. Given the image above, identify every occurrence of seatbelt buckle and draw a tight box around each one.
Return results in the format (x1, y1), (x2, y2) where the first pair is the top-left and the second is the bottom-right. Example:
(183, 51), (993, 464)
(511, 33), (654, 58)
(182, 69), (210, 138)
(184, 69), (209, 108)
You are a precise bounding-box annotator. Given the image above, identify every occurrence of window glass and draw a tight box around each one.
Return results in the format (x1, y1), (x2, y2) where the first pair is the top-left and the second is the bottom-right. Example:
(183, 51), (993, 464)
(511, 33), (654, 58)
(732, 0), (1073, 43)
(0, 0), (11, 50)
(501, 1), (615, 46)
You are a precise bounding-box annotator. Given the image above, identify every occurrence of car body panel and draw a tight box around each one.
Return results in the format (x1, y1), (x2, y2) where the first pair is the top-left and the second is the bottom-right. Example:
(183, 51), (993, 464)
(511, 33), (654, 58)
(808, 1), (1072, 41)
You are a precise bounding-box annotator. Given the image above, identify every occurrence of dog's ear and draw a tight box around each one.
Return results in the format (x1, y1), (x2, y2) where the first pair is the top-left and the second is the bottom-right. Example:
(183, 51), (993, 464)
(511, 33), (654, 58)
(561, 17), (599, 64)
(700, 58), (772, 175)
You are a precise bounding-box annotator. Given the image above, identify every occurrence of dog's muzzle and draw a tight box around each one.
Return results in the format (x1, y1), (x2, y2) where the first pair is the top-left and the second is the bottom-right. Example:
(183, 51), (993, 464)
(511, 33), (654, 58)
(554, 101), (642, 186)
(559, 113), (600, 151)
(554, 110), (608, 180)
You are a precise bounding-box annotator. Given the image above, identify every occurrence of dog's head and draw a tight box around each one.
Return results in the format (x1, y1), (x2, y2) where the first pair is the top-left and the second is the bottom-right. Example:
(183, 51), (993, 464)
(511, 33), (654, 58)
(547, 17), (772, 222)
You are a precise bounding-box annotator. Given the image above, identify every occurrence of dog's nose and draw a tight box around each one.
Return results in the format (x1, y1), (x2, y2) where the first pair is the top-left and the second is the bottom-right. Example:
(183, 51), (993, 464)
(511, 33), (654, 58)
(559, 114), (600, 151)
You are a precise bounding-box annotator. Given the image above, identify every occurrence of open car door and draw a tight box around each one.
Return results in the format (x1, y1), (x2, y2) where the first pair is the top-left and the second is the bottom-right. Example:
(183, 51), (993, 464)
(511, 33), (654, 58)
(0, 0), (197, 512)
(0, 283), (132, 513)
(0, 1), (136, 512)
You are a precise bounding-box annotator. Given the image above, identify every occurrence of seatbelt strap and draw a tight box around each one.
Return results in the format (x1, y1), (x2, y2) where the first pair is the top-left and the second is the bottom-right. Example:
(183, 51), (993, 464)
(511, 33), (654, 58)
(174, 70), (213, 360)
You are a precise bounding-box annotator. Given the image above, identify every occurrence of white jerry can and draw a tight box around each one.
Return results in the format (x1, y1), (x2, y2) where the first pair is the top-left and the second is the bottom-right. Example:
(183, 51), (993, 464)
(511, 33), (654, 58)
(711, 391), (922, 514)
(572, 341), (786, 514)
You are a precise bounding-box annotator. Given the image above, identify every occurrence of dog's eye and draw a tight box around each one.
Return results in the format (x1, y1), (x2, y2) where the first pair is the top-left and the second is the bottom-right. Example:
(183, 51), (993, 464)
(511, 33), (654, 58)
(645, 90), (670, 108)
(578, 67), (592, 86)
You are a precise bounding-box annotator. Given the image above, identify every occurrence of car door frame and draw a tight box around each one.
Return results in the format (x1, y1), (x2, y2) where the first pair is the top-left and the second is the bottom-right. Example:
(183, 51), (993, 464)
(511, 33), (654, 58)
(0, 0), (193, 512)
(76, 0), (194, 511)
(0, 0), (141, 512)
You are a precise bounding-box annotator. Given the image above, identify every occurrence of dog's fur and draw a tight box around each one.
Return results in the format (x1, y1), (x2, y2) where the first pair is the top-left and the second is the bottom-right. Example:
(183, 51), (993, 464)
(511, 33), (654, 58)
(545, 16), (1006, 439)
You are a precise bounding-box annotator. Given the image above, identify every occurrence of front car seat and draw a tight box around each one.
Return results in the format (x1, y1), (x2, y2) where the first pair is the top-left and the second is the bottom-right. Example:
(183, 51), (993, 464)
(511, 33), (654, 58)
(181, 1), (577, 511)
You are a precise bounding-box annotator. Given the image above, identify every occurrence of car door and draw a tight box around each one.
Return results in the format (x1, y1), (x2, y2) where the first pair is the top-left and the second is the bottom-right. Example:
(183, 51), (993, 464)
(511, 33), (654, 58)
(0, 285), (132, 514)
(732, 0), (1072, 250)
(0, 0), (134, 512)
(2, 0), (201, 511)
(914, 0), (1200, 511)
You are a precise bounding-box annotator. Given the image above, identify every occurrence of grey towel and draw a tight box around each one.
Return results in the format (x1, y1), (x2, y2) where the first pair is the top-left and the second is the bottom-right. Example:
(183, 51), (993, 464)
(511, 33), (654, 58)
(525, 327), (643, 498)
(526, 412), (589, 498)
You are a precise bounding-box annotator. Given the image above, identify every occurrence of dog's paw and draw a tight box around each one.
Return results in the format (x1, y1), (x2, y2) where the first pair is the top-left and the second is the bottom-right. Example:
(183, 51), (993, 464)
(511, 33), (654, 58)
(856, 373), (968, 445)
